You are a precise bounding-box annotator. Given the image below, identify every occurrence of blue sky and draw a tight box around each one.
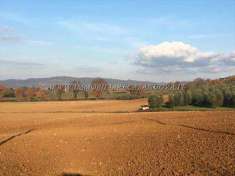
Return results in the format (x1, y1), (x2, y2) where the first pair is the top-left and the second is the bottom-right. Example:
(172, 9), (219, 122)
(0, 0), (235, 81)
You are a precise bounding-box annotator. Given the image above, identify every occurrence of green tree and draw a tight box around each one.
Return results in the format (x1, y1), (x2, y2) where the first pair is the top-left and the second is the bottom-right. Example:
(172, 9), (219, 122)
(148, 95), (163, 108)
(184, 90), (192, 105)
(173, 92), (185, 106)
(2, 88), (15, 98)
(230, 89), (235, 107)
(165, 94), (174, 108)
(191, 89), (204, 106)
(214, 88), (224, 107)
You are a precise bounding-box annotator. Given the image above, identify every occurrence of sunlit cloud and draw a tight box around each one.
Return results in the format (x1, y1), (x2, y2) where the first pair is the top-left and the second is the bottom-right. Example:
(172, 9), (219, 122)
(136, 41), (235, 75)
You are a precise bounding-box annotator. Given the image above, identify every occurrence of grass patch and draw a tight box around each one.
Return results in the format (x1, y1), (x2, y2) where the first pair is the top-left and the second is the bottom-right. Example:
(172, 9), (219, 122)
(149, 105), (235, 112)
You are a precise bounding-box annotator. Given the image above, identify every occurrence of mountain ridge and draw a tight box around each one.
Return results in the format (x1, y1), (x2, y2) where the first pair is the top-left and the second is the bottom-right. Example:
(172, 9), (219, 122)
(0, 76), (157, 88)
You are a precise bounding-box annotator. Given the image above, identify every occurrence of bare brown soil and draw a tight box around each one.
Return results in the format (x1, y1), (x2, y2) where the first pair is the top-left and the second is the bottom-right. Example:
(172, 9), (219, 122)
(0, 99), (235, 176)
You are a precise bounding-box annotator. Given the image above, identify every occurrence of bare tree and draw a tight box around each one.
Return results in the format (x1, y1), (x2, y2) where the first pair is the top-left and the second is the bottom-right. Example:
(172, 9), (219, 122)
(84, 90), (89, 99)
(128, 85), (145, 96)
(91, 78), (109, 98)
(35, 88), (48, 100)
(69, 80), (81, 99)
(53, 84), (65, 100)
(15, 87), (28, 99)
(0, 84), (6, 93)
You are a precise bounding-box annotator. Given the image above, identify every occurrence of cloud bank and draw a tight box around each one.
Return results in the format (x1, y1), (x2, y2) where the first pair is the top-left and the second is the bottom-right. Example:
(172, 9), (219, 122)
(136, 41), (235, 75)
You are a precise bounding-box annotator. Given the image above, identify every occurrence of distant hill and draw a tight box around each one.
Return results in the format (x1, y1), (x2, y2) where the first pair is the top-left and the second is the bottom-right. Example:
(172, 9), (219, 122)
(219, 75), (235, 83)
(0, 76), (157, 88)
(1, 75), (233, 88)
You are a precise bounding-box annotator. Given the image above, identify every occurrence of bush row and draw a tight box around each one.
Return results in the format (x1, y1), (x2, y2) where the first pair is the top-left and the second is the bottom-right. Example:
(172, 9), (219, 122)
(148, 83), (235, 108)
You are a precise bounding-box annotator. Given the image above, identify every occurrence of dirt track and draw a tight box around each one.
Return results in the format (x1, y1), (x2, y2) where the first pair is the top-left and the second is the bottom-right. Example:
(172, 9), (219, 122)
(0, 100), (235, 176)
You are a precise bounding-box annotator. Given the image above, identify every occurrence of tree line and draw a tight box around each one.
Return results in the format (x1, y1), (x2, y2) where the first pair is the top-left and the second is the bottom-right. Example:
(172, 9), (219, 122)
(1, 76), (234, 105)
(0, 78), (146, 101)
(148, 78), (235, 109)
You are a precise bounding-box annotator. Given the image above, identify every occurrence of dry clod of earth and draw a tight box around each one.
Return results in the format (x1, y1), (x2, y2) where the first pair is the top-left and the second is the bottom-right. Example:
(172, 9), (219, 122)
(0, 99), (234, 176)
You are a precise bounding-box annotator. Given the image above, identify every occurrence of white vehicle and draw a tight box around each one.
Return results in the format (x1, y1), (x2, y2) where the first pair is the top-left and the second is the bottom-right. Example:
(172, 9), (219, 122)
(139, 105), (150, 111)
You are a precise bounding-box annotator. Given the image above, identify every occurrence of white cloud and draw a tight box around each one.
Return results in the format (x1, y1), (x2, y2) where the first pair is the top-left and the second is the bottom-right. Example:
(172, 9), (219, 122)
(136, 41), (235, 75)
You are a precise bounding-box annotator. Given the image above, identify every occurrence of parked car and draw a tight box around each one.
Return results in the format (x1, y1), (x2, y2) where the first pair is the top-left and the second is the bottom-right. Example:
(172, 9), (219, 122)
(139, 105), (150, 111)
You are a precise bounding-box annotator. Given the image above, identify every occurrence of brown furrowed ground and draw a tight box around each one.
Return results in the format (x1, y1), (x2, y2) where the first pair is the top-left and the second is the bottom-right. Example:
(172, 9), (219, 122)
(0, 99), (235, 176)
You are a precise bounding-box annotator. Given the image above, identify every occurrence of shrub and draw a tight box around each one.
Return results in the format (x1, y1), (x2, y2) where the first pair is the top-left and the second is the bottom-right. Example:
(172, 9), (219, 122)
(2, 88), (15, 98)
(165, 94), (174, 108)
(173, 92), (185, 106)
(232, 93), (235, 107)
(205, 92), (217, 107)
(184, 90), (192, 105)
(116, 94), (138, 100)
(214, 88), (224, 107)
(30, 96), (40, 102)
(148, 95), (163, 108)
(223, 87), (235, 107)
(191, 89), (204, 106)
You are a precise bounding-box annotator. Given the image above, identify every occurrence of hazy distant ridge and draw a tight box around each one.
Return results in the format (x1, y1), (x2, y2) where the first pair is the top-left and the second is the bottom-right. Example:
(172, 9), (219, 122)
(0, 76), (157, 88)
